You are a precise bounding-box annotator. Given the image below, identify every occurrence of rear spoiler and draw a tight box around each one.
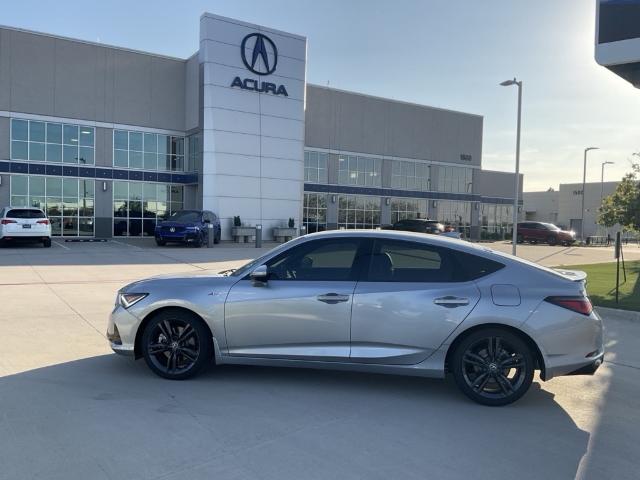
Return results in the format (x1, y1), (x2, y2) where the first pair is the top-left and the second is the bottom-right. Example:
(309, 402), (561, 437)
(551, 269), (587, 282)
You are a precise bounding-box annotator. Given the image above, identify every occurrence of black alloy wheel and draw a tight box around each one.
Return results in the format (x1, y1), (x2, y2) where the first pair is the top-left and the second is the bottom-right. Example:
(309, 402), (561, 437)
(452, 328), (534, 406)
(156, 239), (166, 246)
(141, 310), (213, 380)
(547, 235), (557, 246)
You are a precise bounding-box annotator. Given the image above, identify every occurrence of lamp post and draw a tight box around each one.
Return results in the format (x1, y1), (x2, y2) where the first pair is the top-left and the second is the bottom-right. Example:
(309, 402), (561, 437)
(500, 78), (522, 255)
(581, 147), (599, 242)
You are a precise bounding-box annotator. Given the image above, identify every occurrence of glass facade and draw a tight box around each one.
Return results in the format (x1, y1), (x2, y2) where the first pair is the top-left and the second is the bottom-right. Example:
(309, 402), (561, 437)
(114, 130), (185, 171)
(303, 193), (327, 233)
(10, 175), (94, 236)
(437, 200), (472, 237)
(113, 181), (184, 237)
(391, 160), (430, 191)
(436, 166), (473, 193)
(11, 119), (95, 165)
(304, 150), (328, 183)
(338, 155), (381, 187)
(338, 195), (381, 229)
(481, 203), (514, 240)
(390, 198), (428, 223)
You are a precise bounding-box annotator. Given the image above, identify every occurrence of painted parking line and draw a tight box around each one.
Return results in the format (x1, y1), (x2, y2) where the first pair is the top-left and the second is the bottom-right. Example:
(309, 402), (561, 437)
(110, 239), (144, 250)
(52, 241), (70, 250)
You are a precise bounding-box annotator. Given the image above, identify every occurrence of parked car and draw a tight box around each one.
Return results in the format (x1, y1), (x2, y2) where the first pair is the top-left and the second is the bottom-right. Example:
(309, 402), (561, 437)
(108, 230), (603, 406)
(517, 222), (576, 246)
(0, 207), (52, 247)
(154, 210), (221, 247)
(388, 218), (445, 235)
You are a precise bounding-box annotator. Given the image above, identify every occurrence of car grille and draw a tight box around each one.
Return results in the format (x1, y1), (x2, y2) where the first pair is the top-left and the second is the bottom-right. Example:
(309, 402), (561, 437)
(161, 226), (186, 233)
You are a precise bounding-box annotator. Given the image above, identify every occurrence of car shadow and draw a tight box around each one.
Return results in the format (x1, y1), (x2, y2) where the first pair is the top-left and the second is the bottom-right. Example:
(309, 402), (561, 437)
(0, 354), (590, 480)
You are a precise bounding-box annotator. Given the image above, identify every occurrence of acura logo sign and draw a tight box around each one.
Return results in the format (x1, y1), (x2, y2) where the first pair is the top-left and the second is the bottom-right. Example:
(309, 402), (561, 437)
(241, 33), (278, 75)
(231, 33), (289, 97)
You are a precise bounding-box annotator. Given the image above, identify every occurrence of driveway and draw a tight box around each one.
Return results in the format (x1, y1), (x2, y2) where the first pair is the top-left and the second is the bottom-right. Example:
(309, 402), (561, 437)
(0, 240), (639, 479)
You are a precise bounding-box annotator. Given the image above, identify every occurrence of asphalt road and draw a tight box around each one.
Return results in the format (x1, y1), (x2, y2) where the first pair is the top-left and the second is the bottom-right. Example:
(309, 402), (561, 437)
(1, 240), (639, 479)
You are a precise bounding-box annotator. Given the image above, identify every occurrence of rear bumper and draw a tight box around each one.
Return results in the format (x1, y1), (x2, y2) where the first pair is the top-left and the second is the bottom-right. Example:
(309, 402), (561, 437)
(566, 353), (604, 376)
(1, 233), (50, 240)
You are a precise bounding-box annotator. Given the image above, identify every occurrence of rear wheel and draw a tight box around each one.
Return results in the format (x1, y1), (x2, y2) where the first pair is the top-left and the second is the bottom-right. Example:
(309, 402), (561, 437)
(451, 328), (534, 406)
(547, 235), (557, 246)
(43, 238), (52, 248)
(141, 310), (213, 380)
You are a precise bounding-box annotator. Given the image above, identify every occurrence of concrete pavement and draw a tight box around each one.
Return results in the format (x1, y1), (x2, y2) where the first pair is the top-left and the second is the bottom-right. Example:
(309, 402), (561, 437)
(0, 239), (639, 479)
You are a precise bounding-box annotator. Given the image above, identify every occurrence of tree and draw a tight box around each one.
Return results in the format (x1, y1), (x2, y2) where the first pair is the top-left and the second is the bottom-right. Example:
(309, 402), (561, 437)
(597, 163), (640, 232)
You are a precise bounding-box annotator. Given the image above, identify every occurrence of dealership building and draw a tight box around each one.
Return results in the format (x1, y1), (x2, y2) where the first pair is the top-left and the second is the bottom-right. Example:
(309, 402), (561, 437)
(0, 13), (521, 240)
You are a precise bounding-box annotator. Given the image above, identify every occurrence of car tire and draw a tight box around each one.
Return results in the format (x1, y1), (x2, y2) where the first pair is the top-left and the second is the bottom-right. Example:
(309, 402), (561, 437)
(141, 309), (213, 380)
(214, 229), (221, 244)
(516, 234), (524, 243)
(451, 328), (535, 406)
(43, 238), (52, 248)
(547, 235), (557, 246)
(155, 239), (166, 247)
(193, 234), (203, 248)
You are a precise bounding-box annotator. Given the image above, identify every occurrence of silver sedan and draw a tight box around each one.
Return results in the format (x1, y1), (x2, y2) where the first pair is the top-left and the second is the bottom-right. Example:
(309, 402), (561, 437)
(107, 230), (604, 405)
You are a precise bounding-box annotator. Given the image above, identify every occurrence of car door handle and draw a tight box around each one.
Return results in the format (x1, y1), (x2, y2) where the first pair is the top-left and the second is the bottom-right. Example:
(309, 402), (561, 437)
(317, 293), (351, 304)
(433, 296), (470, 307)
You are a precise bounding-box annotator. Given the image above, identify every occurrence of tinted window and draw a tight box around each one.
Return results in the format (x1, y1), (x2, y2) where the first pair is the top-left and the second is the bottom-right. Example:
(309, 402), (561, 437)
(366, 240), (454, 282)
(6, 209), (46, 219)
(267, 239), (361, 281)
(451, 251), (504, 281)
(168, 211), (201, 223)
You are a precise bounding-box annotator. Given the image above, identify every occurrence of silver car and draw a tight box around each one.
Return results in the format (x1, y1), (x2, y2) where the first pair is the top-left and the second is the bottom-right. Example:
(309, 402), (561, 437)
(108, 230), (604, 405)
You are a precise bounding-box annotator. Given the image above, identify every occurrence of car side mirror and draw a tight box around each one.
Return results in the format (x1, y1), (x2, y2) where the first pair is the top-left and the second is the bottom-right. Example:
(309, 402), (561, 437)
(250, 265), (269, 285)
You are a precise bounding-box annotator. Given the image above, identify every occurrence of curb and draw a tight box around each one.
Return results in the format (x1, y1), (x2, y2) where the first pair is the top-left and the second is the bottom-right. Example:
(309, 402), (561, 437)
(595, 306), (640, 321)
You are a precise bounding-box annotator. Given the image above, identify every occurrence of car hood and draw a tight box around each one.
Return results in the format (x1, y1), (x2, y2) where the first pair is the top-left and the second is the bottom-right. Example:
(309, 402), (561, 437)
(121, 271), (236, 292)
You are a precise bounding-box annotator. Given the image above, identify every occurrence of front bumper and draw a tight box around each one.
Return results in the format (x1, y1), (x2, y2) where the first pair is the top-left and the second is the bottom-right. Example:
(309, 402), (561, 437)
(107, 304), (142, 357)
(155, 231), (201, 243)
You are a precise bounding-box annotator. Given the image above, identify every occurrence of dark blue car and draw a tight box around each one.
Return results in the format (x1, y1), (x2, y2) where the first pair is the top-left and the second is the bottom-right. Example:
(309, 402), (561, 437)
(155, 210), (221, 247)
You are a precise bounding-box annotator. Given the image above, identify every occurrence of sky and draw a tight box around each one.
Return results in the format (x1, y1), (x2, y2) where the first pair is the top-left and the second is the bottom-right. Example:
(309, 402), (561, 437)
(2, 0), (640, 191)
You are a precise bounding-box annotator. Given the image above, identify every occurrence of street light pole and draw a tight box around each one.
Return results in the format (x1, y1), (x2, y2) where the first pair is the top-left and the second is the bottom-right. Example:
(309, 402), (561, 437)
(600, 161), (614, 204)
(500, 78), (522, 255)
(581, 147), (599, 243)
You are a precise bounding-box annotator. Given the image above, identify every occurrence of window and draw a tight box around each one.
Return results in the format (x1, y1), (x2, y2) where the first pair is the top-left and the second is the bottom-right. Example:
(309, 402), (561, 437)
(113, 181), (183, 237)
(391, 160), (430, 191)
(338, 155), (381, 186)
(266, 239), (362, 281)
(436, 166), (473, 193)
(338, 195), (381, 229)
(481, 203), (514, 240)
(303, 193), (327, 233)
(9, 175), (94, 236)
(11, 119), (94, 165)
(436, 200), (471, 237)
(6, 209), (46, 219)
(390, 198), (427, 223)
(113, 130), (186, 171)
(366, 240), (453, 282)
(304, 151), (328, 183)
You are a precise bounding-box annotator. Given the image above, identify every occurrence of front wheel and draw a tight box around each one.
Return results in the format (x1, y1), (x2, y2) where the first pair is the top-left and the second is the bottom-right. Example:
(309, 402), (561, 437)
(214, 228), (221, 244)
(451, 328), (534, 406)
(141, 310), (213, 380)
(155, 239), (166, 246)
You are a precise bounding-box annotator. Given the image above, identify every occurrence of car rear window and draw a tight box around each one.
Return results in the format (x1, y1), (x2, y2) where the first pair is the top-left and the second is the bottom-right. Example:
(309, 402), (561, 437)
(451, 251), (505, 281)
(6, 209), (45, 219)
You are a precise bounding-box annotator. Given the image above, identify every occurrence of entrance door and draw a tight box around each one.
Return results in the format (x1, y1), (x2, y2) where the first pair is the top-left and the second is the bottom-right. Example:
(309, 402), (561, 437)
(225, 237), (367, 360)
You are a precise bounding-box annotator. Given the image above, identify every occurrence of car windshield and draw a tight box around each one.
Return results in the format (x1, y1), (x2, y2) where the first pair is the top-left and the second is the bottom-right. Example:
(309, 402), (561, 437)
(228, 242), (293, 277)
(543, 223), (560, 231)
(6, 209), (45, 219)
(167, 211), (201, 223)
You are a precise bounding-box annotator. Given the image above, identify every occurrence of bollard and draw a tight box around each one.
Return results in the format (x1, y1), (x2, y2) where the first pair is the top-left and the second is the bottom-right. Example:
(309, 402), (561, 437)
(207, 223), (214, 248)
(299, 225), (306, 237)
(255, 224), (262, 248)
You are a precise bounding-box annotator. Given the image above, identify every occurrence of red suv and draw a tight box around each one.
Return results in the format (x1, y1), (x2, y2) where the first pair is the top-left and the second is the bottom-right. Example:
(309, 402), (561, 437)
(517, 222), (576, 246)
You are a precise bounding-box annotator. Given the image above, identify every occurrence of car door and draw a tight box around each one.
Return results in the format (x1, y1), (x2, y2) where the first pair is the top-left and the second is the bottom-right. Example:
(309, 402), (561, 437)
(350, 238), (481, 365)
(224, 237), (368, 360)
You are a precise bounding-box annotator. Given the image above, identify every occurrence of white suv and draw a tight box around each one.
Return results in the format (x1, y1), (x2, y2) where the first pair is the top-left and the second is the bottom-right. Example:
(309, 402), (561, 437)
(0, 207), (52, 247)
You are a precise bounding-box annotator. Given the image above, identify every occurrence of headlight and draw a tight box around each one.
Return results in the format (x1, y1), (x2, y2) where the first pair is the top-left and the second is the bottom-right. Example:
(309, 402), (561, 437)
(118, 293), (148, 309)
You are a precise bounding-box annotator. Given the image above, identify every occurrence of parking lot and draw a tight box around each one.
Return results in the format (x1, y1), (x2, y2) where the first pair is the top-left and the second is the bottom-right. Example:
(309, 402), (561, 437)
(1, 239), (639, 479)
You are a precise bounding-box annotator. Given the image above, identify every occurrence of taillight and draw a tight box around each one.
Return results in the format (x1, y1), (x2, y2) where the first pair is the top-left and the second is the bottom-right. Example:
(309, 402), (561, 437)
(545, 296), (592, 315)
(1, 219), (17, 225)
(37, 219), (50, 225)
